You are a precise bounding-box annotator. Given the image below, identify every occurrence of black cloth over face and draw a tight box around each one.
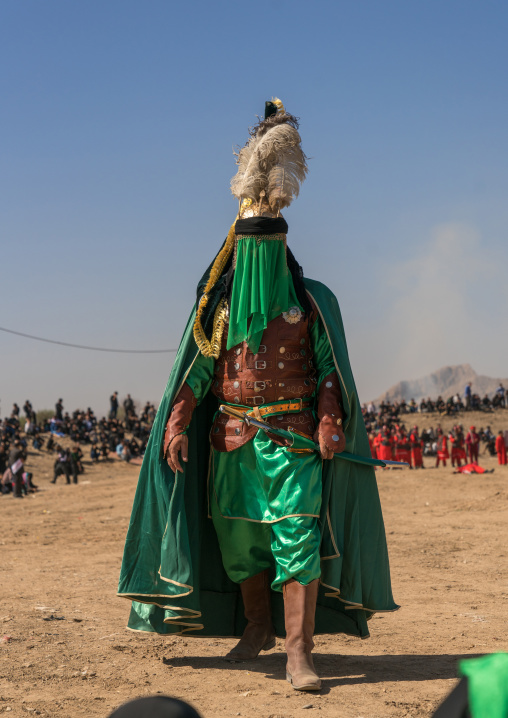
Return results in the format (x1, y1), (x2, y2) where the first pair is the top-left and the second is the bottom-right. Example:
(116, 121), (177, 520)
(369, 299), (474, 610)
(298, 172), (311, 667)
(109, 696), (202, 718)
(235, 217), (289, 236)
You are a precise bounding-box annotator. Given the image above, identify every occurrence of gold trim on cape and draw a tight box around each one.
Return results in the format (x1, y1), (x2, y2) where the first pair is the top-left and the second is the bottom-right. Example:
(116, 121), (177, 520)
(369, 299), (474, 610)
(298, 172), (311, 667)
(320, 509), (341, 561)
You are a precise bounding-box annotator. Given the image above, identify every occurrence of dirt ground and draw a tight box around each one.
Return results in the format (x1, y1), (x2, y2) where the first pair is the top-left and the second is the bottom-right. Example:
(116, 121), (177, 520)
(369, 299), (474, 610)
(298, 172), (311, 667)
(1, 410), (507, 718)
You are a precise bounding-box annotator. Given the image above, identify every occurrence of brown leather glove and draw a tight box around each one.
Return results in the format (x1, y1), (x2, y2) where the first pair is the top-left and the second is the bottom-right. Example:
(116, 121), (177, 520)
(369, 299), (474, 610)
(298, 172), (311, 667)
(314, 372), (346, 460)
(167, 435), (189, 474)
(163, 384), (197, 473)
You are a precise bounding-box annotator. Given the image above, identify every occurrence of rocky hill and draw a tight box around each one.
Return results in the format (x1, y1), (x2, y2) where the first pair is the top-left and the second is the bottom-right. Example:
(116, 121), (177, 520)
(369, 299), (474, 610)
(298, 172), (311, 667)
(375, 364), (508, 404)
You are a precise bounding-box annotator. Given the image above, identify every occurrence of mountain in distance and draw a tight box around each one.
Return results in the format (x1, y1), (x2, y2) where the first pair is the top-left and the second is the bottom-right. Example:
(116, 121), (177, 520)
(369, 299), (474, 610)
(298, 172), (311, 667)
(374, 364), (508, 404)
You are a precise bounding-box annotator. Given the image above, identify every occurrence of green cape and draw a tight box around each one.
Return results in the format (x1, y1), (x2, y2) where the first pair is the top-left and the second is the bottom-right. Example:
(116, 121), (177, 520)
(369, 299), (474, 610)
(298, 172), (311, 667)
(118, 278), (399, 638)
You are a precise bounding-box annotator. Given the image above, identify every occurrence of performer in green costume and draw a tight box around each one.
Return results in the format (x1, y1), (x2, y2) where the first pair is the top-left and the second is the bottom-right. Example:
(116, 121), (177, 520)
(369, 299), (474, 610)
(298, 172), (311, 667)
(118, 99), (398, 692)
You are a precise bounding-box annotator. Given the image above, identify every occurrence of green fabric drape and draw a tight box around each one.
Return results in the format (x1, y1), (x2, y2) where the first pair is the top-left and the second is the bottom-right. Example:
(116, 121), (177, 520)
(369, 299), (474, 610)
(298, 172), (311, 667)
(118, 277), (399, 638)
(459, 653), (508, 718)
(226, 237), (298, 353)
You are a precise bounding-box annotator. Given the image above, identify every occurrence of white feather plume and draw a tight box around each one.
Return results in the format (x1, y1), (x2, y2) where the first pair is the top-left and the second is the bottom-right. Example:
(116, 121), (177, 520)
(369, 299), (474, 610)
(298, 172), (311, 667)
(230, 134), (266, 203)
(265, 126), (307, 209)
(230, 123), (307, 209)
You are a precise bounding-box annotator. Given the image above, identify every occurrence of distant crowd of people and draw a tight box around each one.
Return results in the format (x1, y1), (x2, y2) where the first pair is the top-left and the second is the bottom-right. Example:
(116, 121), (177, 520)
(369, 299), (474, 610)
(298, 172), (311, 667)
(362, 382), (507, 423)
(362, 380), (508, 469)
(367, 423), (507, 469)
(1, 393), (157, 497)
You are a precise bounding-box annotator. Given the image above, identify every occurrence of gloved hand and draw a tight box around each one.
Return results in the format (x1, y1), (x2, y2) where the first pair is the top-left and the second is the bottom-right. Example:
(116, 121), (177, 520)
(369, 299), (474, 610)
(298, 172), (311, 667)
(167, 434), (189, 473)
(314, 422), (346, 459)
(315, 372), (346, 459)
(163, 384), (196, 473)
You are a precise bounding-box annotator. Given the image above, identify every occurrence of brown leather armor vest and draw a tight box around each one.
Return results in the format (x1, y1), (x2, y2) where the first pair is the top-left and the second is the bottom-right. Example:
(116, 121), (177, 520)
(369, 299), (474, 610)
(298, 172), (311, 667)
(210, 304), (318, 452)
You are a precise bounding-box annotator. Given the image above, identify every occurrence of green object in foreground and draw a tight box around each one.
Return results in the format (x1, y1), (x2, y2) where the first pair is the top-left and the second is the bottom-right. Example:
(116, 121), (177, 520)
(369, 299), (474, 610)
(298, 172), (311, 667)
(459, 653), (508, 718)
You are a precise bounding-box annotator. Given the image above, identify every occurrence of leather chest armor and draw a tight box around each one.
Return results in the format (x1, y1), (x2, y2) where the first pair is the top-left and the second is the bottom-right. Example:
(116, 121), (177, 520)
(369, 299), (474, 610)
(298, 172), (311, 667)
(210, 306), (318, 452)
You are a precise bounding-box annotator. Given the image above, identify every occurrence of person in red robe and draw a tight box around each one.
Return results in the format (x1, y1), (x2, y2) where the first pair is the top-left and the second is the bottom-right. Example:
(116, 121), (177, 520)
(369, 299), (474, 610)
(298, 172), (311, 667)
(410, 425), (424, 468)
(450, 426), (466, 468)
(495, 431), (507, 465)
(369, 433), (378, 460)
(394, 427), (412, 467)
(457, 425), (468, 464)
(378, 426), (394, 463)
(436, 429), (449, 467)
(465, 426), (480, 464)
(454, 463), (492, 474)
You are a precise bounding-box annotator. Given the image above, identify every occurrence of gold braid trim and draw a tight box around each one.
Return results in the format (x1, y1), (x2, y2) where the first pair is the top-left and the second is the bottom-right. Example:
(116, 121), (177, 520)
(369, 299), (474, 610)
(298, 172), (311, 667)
(193, 220), (236, 358)
(193, 297), (228, 360)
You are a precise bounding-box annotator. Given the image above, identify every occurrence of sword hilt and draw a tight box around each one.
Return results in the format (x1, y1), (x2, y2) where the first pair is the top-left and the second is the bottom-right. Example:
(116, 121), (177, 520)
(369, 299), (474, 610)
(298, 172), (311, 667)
(218, 404), (251, 423)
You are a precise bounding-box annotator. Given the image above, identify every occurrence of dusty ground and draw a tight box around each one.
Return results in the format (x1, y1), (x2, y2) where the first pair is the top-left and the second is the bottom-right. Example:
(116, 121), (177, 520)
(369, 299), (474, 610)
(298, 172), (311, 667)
(1, 410), (507, 718)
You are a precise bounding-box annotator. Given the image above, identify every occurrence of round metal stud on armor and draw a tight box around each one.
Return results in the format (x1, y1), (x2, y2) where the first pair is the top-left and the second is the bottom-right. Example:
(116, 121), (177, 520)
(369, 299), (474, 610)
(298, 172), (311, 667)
(233, 381), (240, 388)
(279, 346), (286, 353)
(235, 428), (241, 435)
(326, 381), (333, 388)
(235, 348), (242, 355)
(233, 396), (240, 403)
(234, 362), (240, 370)
(332, 434), (340, 442)
(282, 306), (303, 324)
(278, 362), (284, 369)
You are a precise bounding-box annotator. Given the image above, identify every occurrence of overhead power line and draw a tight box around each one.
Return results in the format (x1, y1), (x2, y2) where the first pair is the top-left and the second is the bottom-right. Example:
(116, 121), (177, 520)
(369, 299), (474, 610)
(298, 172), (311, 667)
(0, 326), (178, 354)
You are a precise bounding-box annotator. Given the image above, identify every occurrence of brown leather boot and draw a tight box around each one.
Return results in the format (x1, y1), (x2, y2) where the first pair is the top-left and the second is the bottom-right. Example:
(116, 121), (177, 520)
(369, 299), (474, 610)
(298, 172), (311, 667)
(283, 578), (321, 691)
(224, 570), (276, 661)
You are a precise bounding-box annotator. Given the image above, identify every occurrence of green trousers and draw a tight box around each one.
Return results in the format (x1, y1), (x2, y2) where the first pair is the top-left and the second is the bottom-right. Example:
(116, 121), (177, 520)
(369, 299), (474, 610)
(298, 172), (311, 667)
(210, 492), (322, 592)
(210, 432), (323, 591)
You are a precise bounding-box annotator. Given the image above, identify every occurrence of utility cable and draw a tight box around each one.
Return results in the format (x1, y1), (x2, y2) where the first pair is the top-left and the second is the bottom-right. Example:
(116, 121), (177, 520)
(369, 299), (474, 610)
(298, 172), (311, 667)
(0, 326), (178, 354)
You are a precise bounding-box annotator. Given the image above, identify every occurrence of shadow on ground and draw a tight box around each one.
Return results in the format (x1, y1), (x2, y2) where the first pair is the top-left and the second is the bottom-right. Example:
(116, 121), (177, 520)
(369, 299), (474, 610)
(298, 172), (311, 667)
(164, 652), (481, 692)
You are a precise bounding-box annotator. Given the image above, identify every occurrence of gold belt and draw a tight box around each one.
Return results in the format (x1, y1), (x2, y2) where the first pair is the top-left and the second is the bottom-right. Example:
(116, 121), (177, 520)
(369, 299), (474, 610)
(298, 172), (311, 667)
(231, 398), (313, 420)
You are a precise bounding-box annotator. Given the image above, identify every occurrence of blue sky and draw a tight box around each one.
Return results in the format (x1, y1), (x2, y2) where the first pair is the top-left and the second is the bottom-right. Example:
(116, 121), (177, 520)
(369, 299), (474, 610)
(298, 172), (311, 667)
(1, 0), (507, 416)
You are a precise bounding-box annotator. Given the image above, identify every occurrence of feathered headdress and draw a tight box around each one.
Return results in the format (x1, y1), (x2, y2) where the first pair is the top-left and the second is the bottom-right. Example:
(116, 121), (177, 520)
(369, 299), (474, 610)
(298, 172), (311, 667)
(193, 98), (307, 358)
(231, 98), (308, 213)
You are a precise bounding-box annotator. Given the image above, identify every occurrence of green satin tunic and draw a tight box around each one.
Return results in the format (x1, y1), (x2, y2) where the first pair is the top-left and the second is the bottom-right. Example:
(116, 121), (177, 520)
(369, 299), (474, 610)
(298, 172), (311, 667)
(184, 311), (335, 523)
